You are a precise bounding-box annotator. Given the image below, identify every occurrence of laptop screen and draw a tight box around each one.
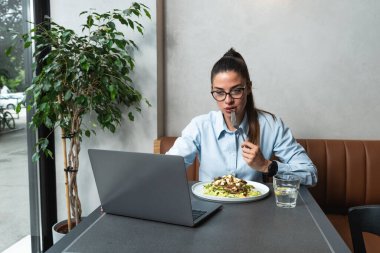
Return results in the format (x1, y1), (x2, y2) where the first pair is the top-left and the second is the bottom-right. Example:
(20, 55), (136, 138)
(88, 149), (197, 226)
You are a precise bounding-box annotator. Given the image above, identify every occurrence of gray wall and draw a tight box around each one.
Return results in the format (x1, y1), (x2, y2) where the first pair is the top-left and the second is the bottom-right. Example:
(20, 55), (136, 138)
(165, 0), (380, 139)
(50, 0), (157, 219)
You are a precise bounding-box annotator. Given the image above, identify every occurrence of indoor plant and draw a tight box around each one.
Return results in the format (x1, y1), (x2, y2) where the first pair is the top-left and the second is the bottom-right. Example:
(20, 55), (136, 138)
(14, 2), (151, 234)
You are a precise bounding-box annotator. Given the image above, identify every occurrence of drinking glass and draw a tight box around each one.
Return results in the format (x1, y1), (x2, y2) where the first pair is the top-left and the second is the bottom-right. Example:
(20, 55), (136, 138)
(273, 174), (300, 208)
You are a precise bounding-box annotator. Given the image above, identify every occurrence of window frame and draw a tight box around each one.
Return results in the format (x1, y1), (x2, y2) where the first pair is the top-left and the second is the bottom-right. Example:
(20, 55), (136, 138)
(26, 0), (58, 251)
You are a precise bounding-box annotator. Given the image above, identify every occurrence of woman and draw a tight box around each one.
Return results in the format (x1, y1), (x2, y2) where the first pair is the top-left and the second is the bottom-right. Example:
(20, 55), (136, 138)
(167, 48), (317, 186)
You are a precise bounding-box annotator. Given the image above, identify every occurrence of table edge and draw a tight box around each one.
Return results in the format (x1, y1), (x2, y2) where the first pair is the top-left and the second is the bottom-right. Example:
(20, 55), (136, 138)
(299, 187), (351, 253)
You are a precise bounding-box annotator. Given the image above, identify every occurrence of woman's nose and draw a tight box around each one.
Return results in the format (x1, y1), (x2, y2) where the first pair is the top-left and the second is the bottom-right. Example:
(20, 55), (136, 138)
(224, 93), (234, 104)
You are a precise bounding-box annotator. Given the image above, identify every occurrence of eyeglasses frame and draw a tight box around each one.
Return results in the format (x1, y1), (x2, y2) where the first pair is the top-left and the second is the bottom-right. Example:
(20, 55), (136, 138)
(210, 85), (246, 102)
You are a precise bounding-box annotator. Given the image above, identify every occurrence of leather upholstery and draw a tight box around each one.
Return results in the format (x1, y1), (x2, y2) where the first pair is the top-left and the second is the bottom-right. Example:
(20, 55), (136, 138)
(154, 137), (380, 252)
(297, 139), (380, 213)
(154, 136), (199, 181)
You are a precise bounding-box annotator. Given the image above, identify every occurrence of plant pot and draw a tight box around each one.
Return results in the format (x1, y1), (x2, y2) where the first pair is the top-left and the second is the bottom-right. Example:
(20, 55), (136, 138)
(52, 220), (77, 244)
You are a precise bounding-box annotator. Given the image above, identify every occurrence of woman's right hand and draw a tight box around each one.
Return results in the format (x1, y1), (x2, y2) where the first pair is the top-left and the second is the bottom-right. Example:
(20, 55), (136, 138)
(241, 141), (270, 173)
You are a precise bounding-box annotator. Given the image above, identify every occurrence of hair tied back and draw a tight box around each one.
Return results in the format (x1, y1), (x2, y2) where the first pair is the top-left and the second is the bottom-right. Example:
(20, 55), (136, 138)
(223, 48), (239, 58)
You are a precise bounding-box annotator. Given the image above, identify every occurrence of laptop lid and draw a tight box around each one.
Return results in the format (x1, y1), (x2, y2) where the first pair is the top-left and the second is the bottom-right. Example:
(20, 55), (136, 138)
(88, 149), (221, 227)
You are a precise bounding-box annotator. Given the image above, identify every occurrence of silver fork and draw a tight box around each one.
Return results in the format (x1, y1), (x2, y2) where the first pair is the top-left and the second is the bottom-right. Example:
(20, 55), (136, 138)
(231, 111), (245, 141)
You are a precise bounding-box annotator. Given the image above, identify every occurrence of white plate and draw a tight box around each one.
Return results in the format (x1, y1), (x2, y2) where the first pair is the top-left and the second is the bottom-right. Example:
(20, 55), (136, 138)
(191, 181), (270, 203)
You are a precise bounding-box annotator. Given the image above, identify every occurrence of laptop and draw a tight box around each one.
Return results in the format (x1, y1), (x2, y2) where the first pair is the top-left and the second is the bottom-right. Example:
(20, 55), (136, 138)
(88, 149), (222, 227)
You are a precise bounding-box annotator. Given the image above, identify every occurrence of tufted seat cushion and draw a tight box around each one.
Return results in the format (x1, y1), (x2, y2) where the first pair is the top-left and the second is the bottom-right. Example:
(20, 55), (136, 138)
(297, 139), (380, 214)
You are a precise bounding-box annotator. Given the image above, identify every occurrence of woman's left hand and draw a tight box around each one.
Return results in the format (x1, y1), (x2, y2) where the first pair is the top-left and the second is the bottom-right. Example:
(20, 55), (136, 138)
(241, 141), (270, 173)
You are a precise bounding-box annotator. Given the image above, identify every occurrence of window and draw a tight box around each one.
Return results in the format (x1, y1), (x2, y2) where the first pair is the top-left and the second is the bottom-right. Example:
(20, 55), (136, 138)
(1, 0), (56, 252)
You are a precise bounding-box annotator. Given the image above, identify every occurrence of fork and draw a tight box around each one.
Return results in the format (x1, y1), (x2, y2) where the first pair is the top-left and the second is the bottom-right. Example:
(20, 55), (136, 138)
(231, 111), (245, 141)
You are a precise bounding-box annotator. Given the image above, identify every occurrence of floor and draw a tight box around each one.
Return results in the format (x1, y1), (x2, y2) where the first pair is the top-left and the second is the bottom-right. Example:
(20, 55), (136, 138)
(1, 235), (31, 253)
(0, 109), (30, 252)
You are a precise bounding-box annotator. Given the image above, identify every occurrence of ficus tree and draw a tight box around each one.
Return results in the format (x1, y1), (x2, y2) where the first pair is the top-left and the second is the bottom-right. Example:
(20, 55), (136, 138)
(11, 2), (151, 231)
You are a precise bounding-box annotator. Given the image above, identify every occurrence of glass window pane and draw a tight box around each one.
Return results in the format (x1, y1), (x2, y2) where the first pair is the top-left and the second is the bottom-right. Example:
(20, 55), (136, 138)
(0, 0), (34, 252)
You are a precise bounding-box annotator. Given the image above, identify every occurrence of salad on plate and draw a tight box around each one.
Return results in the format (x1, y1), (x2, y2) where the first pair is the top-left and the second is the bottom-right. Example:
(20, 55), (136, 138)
(203, 174), (261, 198)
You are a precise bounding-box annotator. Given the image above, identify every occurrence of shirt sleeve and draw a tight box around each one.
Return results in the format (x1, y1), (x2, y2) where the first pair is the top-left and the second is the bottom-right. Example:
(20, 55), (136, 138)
(272, 117), (318, 186)
(166, 119), (200, 168)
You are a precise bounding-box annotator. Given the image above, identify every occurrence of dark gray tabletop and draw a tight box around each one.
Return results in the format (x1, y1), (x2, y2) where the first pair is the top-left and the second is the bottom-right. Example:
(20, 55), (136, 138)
(47, 184), (351, 253)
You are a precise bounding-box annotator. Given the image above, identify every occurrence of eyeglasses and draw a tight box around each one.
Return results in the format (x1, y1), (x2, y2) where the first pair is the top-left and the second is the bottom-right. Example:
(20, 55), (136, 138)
(210, 86), (246, 102)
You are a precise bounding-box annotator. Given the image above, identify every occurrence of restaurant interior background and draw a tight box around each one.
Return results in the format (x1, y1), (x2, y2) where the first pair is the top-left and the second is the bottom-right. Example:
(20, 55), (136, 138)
(52, 0), (380, 234)
(59, 0), (380, 224)
(2, 0), (379, 251)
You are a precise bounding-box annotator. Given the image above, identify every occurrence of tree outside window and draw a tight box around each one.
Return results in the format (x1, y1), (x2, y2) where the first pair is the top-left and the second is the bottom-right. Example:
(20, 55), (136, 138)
(0, 0), (25, 92)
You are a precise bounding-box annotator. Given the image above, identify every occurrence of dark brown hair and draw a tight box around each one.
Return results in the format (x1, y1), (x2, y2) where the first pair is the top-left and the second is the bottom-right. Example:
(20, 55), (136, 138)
(211, 48), (261, 144)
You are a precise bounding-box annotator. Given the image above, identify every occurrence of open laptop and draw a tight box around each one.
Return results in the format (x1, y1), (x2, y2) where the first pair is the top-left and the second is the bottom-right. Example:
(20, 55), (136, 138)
(88, 149), (222, 227)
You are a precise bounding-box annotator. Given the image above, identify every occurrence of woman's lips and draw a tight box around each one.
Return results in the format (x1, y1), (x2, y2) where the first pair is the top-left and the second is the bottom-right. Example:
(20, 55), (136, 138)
(225, 108), (235, 113)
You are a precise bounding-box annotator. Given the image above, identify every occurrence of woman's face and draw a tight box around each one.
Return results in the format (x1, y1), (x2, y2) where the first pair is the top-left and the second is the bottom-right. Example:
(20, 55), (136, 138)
(211, 71), (251, 125)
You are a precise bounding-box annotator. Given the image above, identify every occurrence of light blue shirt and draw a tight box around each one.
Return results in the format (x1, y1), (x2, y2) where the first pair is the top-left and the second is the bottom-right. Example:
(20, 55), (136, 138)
(167, 111), (317, 186)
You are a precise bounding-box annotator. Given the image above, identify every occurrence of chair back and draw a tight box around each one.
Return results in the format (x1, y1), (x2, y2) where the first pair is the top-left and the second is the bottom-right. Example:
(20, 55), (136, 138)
(348, 205), (380, 253)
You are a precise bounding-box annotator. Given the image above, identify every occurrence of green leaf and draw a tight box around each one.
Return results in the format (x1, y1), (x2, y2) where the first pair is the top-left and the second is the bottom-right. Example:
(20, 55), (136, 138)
(133, 3), (141, 10)
(5, 47), (13, 56)
(39, 102), (47, 111)
(143, 9), (151, 19)
(85, 130), (91, 137)
(114, 39), (127, 49)
(42, 83), (51, 91)
(76, 95), (88, 106)
(24, 41), (32, 48)
(81, 61), (90, 72)
(45, 149), (53, 158)
(125, 75), (132, 82)
(40, 139), (49, 150)
(107, 21), (116, 30)
(45, 117), (53, 128)
(116, 15), (128, 26)
(129, 40), (138, 50)
(127, 57), (135, 69)
(114, 59), (122, 68)
(109, 124), (116, 133)
(127, 19), (134, 29)
(64, 90), (72, 101)
(108, 85), (117, 100)
(62, 30), (72, 43)
(131, 9), (140, 16)
(22, 33), (29, 42)
(145, 98), (152, 107)
(87, 15), (94, 27)
(100, 12), (111, 19)
(32, 152), (40, 163)
(128, 112), (134, 121)
(107, 40), (114, 48)
(16, 103), (22, 113)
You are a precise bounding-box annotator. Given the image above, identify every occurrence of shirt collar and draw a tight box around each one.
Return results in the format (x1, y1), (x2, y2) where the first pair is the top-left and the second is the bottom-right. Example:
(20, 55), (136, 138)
(215, 111), (248, 139)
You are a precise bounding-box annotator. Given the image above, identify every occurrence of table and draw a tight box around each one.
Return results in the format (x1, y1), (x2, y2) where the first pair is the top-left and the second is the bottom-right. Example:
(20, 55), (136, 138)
(47, 184), (351, 253)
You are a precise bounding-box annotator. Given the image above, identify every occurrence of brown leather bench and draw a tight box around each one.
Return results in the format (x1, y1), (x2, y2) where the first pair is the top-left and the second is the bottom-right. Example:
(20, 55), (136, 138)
(154, 137), (380, 252)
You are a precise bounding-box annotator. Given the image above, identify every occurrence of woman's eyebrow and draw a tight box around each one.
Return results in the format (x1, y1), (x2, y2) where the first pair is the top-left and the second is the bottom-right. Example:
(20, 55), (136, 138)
(212, 84), (244, 90)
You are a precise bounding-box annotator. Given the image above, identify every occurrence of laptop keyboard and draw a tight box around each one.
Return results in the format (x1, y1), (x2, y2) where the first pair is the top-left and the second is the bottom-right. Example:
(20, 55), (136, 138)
(192, 209), (207, 220)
